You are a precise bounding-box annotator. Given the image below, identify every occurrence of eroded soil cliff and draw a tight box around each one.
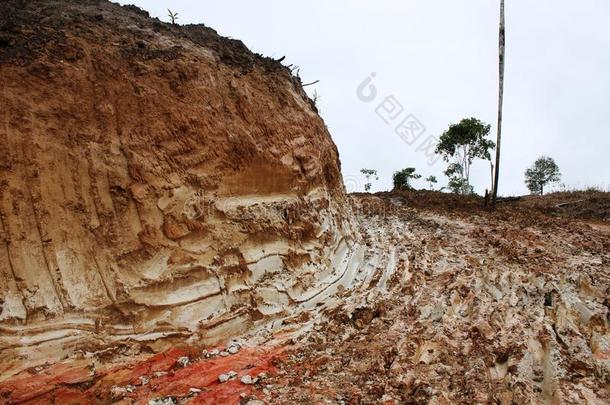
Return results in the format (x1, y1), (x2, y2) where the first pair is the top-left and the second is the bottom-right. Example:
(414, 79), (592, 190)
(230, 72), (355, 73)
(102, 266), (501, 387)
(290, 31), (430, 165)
(0, 0), (357, 380)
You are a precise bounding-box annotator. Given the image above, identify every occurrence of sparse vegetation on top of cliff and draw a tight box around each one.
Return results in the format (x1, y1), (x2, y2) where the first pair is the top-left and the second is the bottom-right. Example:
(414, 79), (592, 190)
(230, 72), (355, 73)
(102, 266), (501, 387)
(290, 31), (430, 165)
(524, 156), (562, 195)
(435, 117), (495, 195)
(392, 167), (421, 191)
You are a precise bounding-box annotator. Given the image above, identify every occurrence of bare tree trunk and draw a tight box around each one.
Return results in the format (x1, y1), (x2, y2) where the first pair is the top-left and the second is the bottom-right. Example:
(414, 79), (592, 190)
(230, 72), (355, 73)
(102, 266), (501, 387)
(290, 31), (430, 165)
(490, 161), (495, 193)
(492, 0), (505, 206)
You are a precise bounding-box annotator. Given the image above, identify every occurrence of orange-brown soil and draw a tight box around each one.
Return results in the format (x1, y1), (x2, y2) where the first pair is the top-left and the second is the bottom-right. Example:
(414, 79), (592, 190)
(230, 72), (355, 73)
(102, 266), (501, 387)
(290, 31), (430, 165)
(0, 0), (355, 382)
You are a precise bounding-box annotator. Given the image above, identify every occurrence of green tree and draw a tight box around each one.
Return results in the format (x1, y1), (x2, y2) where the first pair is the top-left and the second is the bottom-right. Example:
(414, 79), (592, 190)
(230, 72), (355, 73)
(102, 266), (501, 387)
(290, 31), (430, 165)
(167, 9), (179, 25)
(425, 175), (438, 190)
(524, 157), (561, 195)
(443, 163), (473, 194)
(447, 177), (472, 194)
(435, 117), (495, 194)
(360, 168), (379, 192)
(393, 168), (421, 191)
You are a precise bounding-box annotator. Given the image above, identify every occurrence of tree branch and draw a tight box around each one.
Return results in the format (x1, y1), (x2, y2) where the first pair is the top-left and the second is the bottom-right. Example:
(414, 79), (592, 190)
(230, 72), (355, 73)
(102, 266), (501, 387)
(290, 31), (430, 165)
(302, 80), (320, 87)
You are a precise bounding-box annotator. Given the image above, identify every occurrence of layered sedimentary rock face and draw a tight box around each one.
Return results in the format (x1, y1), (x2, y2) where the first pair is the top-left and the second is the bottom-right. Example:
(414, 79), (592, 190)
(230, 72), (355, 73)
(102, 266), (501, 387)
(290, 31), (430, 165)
(0, 0), (357, 378)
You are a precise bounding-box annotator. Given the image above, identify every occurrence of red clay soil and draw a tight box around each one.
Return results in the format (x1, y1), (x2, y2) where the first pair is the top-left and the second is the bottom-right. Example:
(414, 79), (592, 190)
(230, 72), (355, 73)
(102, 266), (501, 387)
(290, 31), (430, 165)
(0, 344), (287, 404)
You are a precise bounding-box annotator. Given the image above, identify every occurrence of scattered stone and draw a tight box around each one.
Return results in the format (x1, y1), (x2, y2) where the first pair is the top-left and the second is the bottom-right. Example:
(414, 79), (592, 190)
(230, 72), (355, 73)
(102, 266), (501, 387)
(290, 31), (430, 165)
(240, 374), (254, 385)
(219, 351), (230, 357)
(139, 376), (150, 385)
(227, 343), (240, 354)
(177, 356), (190, 367)
(257, 372), (268, 380)
(110, 386), (125, 399)
(208, 349), (220, 357)
(189, 388), (202, 395)
(245, 400), (265, 405)
(218, 370), (238, 383)
(148, 397), (177, 405)
(153, 371), (168, 378)
(110, 385), (135, 399)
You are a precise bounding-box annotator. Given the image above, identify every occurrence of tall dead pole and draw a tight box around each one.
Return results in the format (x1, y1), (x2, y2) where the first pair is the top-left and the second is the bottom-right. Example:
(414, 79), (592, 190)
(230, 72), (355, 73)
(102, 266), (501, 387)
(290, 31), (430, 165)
(492, 0), (505, 206)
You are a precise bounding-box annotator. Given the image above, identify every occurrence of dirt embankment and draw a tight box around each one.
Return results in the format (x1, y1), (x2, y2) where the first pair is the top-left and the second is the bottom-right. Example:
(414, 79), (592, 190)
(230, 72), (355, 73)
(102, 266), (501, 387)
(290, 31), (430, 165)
(0, 0), (357, 381)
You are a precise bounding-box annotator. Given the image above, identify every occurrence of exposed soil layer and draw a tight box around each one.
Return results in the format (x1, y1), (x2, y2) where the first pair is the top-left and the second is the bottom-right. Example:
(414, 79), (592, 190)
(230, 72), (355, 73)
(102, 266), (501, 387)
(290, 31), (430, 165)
(1, 192), (608, 404)
(0, 343), (286, 404)
(0, 0), (354, 380)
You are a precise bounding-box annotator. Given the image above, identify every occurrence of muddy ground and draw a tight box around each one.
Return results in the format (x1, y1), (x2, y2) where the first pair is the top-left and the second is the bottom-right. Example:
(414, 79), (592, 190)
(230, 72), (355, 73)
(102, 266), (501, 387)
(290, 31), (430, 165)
(266, 192), (610, 404)
(1, 191), (608, 404)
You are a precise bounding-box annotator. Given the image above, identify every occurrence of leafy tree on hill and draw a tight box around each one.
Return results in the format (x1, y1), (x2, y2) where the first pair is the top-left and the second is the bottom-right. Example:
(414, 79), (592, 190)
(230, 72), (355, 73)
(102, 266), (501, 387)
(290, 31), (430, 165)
(524, 156), (561, 195)
(435, 117), (495, 195)
(393, 168), (421, 191)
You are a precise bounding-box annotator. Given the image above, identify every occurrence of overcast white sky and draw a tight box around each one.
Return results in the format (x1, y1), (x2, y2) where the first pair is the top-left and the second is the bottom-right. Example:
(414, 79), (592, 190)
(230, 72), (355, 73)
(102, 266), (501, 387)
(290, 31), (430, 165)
(118, 0), (610, 195)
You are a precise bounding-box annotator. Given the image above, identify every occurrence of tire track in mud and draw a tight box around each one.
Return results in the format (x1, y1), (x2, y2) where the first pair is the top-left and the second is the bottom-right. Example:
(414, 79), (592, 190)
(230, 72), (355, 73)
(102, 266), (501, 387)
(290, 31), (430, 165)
(264, 195), (610, 404)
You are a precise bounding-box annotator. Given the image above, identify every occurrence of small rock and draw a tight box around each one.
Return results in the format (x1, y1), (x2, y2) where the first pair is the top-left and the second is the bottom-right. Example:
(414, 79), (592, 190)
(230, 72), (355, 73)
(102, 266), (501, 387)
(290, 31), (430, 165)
(245, 400), (265, 405)
(208, 349), (220, 357)
(153, 371), (168, 378)
(177, 356), (190, 367)
(148, 397), (177, 405)
(110, 386), (125, 399)
(110, 385), (134, 399)
(218, 370), (238, 383)
(189, 388), (202, 394)
(139, 376), (150, 385)
(257, 372), (268, 380)
(227, 344), (240, 354)
(240, 374), (254, 385)
(219, 351), (229, 357)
